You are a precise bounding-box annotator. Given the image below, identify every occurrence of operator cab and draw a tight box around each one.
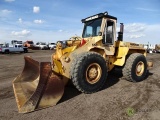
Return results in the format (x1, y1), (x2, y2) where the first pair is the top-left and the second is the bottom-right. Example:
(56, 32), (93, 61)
(81, 12), (117, 45)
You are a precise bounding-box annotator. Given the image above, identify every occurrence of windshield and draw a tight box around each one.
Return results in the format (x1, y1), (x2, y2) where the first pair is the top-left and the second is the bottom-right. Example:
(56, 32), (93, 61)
(41, 43), (46, 45)
(49, 43), (55, 45)
(82, 19), (102, 38)
(17, 41), (22, 44)
(28, 41), (33, 44)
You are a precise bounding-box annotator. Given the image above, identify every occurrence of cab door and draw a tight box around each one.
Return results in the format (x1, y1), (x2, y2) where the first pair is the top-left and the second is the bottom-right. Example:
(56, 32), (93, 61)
(101, 18), (116, 55)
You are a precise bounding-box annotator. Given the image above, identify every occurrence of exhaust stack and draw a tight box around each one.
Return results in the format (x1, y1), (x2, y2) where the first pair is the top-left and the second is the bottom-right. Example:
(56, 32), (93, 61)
(118, 23), (124, 41)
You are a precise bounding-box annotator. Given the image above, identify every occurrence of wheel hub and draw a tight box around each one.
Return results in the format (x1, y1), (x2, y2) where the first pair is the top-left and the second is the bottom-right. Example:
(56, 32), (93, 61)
(136, 61), (144, 76)
(86, 63), (102, 84)
(88, 67), (98, 79)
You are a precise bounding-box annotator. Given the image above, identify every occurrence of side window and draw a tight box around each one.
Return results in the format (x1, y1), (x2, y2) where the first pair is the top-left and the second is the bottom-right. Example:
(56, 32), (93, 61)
(96, 26), (100, 36)
(15, 45), (17, 48)
(103, 20), (114, 44)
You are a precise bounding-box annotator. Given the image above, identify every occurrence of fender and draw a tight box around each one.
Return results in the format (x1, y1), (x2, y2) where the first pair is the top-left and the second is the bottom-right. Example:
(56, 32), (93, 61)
(113, 47), (129, 66)
(89, 47), (106, 59)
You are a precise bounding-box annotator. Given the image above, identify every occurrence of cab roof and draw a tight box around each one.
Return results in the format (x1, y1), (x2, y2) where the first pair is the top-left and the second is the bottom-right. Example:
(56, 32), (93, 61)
(81, 12), (117, 23)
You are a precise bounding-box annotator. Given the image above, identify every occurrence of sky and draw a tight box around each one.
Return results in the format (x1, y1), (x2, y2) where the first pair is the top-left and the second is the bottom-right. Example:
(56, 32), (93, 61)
(0, 0), (160, 45)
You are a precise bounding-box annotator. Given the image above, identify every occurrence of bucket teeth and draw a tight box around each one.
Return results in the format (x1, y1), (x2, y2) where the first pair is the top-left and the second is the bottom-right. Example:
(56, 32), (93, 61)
(13, 56), (64, 113)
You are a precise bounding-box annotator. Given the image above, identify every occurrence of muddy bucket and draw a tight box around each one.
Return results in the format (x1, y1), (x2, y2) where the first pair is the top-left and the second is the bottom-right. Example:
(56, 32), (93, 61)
(13, 56), (64, 113)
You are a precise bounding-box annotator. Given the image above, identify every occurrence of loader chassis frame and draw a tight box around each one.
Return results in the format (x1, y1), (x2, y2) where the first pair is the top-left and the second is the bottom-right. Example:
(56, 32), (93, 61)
(52, 17), (146, 79)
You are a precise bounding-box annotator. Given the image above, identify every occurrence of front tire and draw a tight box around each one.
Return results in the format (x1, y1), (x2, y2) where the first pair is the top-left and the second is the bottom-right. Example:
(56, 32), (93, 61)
(122, 53), (147, 82)
(71, 52), (108, 93)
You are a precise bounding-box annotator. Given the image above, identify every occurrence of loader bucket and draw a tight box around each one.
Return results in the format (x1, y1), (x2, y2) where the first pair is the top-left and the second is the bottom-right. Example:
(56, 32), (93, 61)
(13, 56), (64, 113)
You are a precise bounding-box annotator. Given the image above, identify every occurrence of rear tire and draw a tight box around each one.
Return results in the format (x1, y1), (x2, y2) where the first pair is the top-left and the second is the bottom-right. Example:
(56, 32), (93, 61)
(71, 52), (107, 93)
(5, 50), (9, 54)
(122, 53), (147, 82)
(24, 49), (28, 53)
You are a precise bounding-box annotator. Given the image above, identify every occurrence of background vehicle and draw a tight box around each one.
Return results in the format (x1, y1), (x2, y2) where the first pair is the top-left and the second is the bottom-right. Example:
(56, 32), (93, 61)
(48, 43), (56, 50)
(0, 43), (5, 48)
(35, 42), (48, 50)
(11, 40), (23, 45)
(0, 44), (28, 53)
(143, 43), (155, 53)
(0, 47), (2, 53)
(23, 40), (34, 48)
(13, 12), (153, 113)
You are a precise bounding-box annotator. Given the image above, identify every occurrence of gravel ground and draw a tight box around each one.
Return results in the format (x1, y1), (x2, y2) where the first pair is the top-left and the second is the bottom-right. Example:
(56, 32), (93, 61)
(0, 50), (160, 120)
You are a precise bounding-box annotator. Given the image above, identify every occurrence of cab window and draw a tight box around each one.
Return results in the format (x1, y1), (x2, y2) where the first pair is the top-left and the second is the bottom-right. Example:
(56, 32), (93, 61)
(82, 19), (102, 38)
(102, 20), (114, 44)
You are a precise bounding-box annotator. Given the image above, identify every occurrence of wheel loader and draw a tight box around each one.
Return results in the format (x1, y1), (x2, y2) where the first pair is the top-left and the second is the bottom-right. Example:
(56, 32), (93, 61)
(13, 12), (153, 113)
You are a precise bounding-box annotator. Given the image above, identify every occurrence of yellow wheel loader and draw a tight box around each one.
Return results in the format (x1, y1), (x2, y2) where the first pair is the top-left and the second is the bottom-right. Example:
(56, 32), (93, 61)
(13, 12), (153, 113)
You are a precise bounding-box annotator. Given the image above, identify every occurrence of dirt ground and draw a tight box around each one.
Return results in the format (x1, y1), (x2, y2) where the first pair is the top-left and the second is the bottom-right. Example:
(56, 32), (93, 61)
(0, 50), (160, 120)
